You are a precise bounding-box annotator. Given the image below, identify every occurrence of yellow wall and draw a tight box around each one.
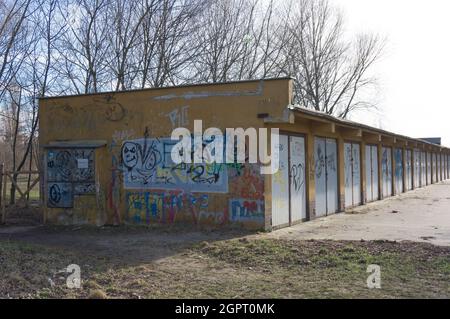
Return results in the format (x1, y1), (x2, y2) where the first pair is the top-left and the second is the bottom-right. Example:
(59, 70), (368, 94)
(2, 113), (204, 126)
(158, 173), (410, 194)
(39, 79), (292, 229)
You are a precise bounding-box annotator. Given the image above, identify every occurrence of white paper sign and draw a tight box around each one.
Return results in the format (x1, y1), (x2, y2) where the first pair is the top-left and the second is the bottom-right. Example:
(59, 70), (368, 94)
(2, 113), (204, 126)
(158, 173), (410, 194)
(77, 159), (89, 169)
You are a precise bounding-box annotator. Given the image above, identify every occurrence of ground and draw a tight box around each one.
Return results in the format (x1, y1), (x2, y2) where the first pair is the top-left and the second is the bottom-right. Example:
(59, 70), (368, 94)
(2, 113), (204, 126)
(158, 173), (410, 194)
(0, 181), (449, 299)
(267, 181), (450, 246)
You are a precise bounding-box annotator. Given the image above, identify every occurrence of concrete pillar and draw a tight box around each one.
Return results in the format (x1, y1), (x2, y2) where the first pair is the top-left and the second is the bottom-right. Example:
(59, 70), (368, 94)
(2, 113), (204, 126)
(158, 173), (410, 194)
(377, 144), (383, 199)
(337, 137), (345, 212)
(361, 141), (367, 205)
(402, 147), (407, 193)
(411, 148), (420, 189)
(306, 134), (316, 220)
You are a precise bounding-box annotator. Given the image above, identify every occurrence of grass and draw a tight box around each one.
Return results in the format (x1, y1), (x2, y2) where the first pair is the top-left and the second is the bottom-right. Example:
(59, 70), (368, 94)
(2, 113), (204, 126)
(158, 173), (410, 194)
(0, 235), (448, 299)
(2, 176), (40, 203)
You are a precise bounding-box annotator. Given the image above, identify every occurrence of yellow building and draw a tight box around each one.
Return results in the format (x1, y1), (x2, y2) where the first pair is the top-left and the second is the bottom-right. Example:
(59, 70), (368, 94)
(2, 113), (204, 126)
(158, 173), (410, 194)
(39, 78), (450, 230)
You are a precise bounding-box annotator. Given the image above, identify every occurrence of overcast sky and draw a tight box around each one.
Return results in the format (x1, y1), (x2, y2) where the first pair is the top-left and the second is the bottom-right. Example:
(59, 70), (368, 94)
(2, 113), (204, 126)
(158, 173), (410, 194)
(330, 0), (450, 147)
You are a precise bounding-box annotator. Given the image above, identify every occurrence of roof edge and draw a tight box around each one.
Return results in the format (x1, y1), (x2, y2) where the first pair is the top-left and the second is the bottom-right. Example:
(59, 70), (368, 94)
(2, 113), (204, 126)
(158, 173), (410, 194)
(39, 77), (294, 101)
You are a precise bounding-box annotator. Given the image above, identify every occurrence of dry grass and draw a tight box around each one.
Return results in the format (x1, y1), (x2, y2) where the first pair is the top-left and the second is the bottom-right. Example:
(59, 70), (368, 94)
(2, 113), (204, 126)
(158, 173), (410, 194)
(0, 233), (449, 299)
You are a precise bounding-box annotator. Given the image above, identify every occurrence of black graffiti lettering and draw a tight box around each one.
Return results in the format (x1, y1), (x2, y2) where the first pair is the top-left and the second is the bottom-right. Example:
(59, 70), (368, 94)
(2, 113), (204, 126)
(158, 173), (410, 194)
(290, 163), (304, 192)
(49, 184), (61, 204)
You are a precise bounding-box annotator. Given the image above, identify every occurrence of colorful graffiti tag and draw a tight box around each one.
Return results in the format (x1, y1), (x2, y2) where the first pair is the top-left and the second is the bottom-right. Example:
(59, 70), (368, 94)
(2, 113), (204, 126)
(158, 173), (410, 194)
(229, 199), (264, 222)
(121, 137), (228, 193)
(126, 190), (226, 224)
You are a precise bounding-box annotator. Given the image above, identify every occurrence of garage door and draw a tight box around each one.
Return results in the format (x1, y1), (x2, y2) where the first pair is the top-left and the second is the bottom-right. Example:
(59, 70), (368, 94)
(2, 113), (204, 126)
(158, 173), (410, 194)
(289, 136), (307, 223)
(447, 154), (450, 179)
(344, 142), (361, 208)
(413, 149), (421, 188)
(315, 137), (338, 217)
(433, 153), (438, 183)
(271, 134), (289, 227)
(447, 154), (449, 180)
(365, 145), (379, 203)
(444, 154), (448, 180)
(394, 148), (404, 194)
(420, 152), (426, 186)
(426, 153), (431, 185)
(271, 134), (307, 228)
(382, 147), (393, 198)
(405, 149), (412, 191)
(444, 154), (447, 180)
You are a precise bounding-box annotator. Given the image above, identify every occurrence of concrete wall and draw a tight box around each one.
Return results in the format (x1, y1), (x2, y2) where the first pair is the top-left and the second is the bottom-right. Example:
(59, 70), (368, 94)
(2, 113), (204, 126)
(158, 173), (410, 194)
(39, 78), (450, 230)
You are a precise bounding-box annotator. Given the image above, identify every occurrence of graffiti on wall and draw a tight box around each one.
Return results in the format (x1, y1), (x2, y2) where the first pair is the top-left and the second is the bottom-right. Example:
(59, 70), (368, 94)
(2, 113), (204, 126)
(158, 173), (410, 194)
(315, 142), (336, 179)
(229, 199), (264, 222)
(344, 144), (353, 188)
(126, 190), (226, 224)
(229, 165), (264, 200)
(394, 148), (403, 193)
(47, 148), (95, 208)
(48, 182), (73, 208)
(47, 149), (94, 183)
(163, 105), (189, 128)
(121, 137), (228, 193)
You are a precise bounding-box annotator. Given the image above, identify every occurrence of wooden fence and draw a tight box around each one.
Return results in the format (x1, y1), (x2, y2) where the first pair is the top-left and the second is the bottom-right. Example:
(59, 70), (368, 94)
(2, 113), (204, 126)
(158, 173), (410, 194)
(0, 164), (41, 224)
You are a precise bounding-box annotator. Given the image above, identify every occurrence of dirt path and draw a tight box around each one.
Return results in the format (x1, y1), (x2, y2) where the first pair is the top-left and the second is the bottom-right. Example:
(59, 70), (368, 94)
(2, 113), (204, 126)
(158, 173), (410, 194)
(265, 181), (450, 246)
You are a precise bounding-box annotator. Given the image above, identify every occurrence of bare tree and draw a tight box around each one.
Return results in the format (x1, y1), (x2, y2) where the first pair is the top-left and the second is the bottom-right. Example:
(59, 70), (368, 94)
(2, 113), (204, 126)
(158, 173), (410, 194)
(190, 0), (260, 83)
(137, 0), (204, 88)
(105, 0), (152, 91)
(0, 0), (33, 100)
(278, 0), (384, 118)
(54, 0), (111, 94)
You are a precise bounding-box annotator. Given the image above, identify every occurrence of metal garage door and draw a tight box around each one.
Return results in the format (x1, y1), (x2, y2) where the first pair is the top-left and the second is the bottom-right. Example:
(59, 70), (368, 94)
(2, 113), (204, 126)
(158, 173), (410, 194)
(289, 136), (307, 223)
(445, 155), (450, 179)
(413, 149), (421, 188)
(365, 145), (379, 203)
(344, 142), (361, 208)
(382, 147), (393, 198)
(405, 150), (412, 191)
(433, 153), (438, 183)
(447, 154), (450, 179)
(444, 154), (447, 180)
(271, 134), (289, 227)
(394, 148), (404, 194)
(447, 154), (449, 179)
(421, 151), (426, 186)
(427, 152), (432, 185)
(315, 137), (338, 217)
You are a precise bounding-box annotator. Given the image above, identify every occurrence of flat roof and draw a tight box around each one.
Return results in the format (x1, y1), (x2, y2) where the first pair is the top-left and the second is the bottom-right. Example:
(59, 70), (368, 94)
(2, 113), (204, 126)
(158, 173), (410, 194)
(43, 140), (107, 148)
(289, 105), (450, 151)
(38, 77), (294, 101)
